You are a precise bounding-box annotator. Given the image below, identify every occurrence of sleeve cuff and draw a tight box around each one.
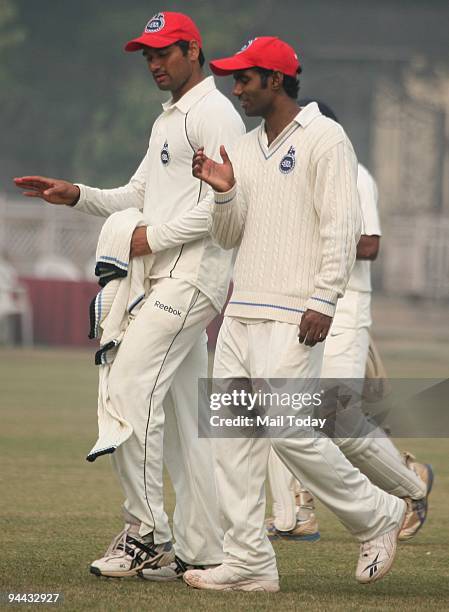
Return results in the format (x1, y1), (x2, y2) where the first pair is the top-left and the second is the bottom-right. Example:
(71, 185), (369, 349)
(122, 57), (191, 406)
(305, 289), (339, 318)
(146, 226), (163, 253)
(213, 183), (237, 205)
(72, 183), (88, 210)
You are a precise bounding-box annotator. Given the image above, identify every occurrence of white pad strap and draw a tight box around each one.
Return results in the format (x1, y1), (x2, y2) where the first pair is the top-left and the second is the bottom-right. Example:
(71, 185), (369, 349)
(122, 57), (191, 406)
(268, 450), (297, 531)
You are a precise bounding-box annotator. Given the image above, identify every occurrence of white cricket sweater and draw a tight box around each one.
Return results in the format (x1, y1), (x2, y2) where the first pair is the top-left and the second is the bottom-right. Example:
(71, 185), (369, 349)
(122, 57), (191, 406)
(210, 102), (361, 324)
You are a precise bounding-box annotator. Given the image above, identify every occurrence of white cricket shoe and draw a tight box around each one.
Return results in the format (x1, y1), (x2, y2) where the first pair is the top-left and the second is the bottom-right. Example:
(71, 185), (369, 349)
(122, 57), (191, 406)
(139, 556), (209, 581)
(90, 523), (175, 578)
(183, 564), (280, 592)
(266, 514), (320, 542)
(356, 502), (406, 584)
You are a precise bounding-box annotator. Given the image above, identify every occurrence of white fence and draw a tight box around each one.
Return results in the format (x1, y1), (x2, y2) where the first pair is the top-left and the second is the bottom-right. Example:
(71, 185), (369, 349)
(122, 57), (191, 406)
(1, 195), (448, 299)
(0, 196), (104, 280)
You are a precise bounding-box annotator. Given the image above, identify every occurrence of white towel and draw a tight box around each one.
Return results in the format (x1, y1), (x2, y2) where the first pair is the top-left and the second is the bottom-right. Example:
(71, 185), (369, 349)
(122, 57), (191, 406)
(87, 208), (154, 462)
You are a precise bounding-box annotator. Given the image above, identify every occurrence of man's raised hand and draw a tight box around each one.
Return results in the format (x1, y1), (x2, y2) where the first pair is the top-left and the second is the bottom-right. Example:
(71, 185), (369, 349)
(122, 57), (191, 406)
(192, 145), (235, 193)
(13, 176), (80, 206)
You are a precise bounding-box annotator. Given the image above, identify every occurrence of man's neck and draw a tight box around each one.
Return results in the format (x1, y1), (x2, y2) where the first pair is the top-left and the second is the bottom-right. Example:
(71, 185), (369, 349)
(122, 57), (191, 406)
(264, 99), (300, 145)
(172, 70), (205, 103)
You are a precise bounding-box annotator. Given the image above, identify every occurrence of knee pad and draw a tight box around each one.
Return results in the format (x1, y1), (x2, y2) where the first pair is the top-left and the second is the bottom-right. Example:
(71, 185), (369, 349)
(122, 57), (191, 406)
(337, 430), (427, 499)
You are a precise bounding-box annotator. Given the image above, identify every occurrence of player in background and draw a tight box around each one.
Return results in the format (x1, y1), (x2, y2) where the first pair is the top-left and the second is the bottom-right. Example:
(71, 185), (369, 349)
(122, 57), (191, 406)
(14, 12), (245, 580)
(187, 36), (407, 592)
(266, 100), (433, 544)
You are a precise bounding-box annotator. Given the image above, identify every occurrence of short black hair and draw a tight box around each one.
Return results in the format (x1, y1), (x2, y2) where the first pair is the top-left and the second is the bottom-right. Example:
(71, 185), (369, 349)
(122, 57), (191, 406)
(253, 66), (302, 99)
(174, 39), (205, 67)
(299, 98), (338, 122)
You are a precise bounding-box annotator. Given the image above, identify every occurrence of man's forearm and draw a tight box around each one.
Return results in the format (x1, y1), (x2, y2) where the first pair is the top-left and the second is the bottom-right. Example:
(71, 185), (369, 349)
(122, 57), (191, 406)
(146, 191), (213, 252)
(209, 184), (246, 250)
(75, 182), (144, 218)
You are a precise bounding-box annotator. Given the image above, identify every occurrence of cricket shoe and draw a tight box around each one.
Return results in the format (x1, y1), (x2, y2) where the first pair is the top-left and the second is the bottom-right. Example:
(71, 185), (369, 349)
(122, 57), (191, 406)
(184, 564), (280, 592)
(90, 523), (175, 578)
(139, 555), (209, 581)
(265, 514), (320, 542)
(399, 453), (434, 541)
(356, 500), (406, 584)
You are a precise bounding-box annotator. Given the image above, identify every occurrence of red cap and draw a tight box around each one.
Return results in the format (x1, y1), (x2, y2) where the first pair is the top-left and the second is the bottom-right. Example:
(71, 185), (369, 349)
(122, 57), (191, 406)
(125, 12), (202, 52)
(210, 36), (300, 78)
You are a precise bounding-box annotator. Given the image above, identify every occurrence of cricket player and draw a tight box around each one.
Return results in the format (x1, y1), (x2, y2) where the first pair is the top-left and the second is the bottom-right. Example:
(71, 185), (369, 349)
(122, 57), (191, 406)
(266, 103), (433, 543)
(187, 37), (407, 592)
(14, 12), (244, 579)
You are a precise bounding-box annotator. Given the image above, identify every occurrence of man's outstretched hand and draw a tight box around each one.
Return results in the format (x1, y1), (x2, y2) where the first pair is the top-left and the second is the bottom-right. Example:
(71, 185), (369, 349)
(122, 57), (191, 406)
(298, 309), (333, 347)
(13, 176), (80, 206)
(192, 146), (235, 193)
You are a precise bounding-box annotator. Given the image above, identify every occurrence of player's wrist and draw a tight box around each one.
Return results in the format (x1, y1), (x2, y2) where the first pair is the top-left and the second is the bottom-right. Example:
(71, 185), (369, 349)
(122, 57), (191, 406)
(66, 185), (80, 207)
(213, 183), (236, 204)
(214, 179), (236, 193)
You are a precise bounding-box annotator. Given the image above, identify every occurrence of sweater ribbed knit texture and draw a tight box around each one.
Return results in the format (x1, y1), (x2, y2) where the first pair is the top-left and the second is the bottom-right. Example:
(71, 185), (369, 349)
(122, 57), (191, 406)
(210, 107), (361, 324)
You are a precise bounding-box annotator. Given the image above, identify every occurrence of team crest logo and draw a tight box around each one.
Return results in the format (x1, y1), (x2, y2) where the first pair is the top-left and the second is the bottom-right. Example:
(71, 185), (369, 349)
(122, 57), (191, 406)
(279, 146), (296, 174)
(145, 12), (165, 33)
(237, 38), (257, 54)
(160, 140), (170, 165)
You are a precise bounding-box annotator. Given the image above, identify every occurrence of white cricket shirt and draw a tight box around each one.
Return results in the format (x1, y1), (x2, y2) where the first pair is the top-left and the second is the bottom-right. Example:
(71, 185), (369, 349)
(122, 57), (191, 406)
(347, 163), (382, 293)
(332, 163), (382, 329)
(75, 76), (245, 311)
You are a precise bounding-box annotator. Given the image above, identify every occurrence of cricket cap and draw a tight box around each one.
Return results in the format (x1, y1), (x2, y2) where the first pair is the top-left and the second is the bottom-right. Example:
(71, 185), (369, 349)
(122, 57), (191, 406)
(125, 12), (202, 52)
(210, 36), (300, 78)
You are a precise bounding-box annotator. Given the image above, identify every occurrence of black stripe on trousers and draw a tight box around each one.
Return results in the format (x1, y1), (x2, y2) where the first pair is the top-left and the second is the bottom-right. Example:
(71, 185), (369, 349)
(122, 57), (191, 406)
(142, 289), (201, 531)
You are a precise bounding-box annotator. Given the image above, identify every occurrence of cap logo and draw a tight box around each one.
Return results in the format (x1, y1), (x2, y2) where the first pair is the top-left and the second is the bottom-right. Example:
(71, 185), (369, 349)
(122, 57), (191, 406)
(279, 146), (296, 174)
(161, 140), (170, 165)
(237, 38), (257, 54)
(145, 12), (165, 33)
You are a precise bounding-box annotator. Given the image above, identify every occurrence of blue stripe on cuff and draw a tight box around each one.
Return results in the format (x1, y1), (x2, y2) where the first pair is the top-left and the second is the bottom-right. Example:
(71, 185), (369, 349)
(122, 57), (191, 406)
(98, 255), (129, 269)
(229, 301), (305, 314)
(311, 296), (336, 306)
(214, 195), (235, 205)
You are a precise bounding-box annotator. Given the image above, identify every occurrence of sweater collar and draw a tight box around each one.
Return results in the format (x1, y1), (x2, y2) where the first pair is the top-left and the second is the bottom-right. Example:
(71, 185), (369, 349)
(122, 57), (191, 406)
(162, 76), (216, 114)
(259, 101), (322, 149)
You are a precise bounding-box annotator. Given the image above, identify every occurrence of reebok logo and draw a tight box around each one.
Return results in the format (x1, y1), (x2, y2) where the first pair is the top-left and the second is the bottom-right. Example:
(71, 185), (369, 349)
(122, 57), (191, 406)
(154, 300), (182, 317)
(364, 553), (380, 578)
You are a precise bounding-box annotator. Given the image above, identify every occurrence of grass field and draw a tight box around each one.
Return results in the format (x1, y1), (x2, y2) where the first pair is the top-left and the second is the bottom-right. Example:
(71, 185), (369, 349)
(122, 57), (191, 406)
(1, 328), (449, 611)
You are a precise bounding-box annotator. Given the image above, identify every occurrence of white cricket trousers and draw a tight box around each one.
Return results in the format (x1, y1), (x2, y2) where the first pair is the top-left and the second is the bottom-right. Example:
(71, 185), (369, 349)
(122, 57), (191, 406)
(107, 277), (223, 565)
(213, 317), (405, 580)
(268, 291), (426, 524)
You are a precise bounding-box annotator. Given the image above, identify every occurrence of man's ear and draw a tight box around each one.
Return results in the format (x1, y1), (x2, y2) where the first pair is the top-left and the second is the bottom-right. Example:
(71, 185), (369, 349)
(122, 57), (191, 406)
(188, 40), (200, 62)
(271, 71), (284, 91)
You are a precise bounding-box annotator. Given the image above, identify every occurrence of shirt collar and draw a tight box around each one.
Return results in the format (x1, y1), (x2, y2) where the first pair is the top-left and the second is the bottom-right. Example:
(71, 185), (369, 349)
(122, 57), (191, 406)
(294, 101), (322, 127)
(162, 76), (216, 114)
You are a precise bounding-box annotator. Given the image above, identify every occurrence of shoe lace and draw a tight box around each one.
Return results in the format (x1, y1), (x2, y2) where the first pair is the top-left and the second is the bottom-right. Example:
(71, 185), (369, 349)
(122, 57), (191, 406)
(104, 526), (138, 560)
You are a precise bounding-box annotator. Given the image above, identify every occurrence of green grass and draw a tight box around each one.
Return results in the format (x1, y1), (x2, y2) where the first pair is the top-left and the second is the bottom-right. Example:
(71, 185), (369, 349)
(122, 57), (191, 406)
(1, 346), (448, 611)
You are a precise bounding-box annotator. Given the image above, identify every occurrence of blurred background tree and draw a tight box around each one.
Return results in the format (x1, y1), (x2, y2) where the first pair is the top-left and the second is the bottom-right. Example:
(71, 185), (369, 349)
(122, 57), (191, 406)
(0, 0), (273, 187)
(1, 0), (448, 198)
(1, 0), (449, 300)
